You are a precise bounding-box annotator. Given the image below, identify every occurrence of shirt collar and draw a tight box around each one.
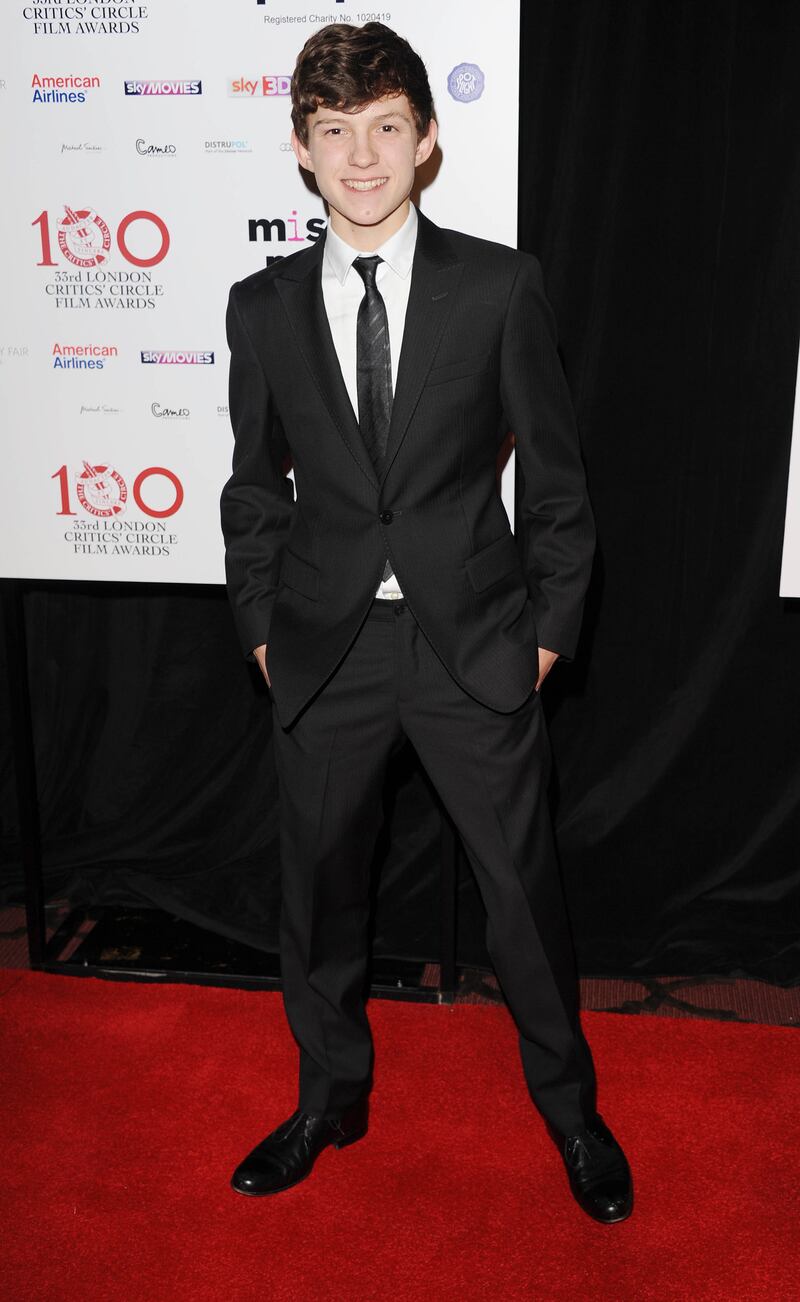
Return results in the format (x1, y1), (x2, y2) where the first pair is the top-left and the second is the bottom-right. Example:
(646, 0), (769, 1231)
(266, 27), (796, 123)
(323, 204), (418, 286)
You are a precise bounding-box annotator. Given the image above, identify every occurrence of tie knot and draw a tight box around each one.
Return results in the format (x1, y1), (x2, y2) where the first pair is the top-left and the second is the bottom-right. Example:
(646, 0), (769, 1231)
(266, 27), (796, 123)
(352, 255), (382, 289)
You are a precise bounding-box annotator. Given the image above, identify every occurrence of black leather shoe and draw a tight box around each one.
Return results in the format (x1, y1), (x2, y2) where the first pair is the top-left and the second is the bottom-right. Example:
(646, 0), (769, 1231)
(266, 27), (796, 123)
(231, 1099), (368, 1196)
(559, 1115), (633, 1223)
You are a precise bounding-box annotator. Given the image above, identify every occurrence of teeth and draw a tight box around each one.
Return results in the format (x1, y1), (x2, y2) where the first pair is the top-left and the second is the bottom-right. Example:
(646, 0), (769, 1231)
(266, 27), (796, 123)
(343, 178), (387, 191)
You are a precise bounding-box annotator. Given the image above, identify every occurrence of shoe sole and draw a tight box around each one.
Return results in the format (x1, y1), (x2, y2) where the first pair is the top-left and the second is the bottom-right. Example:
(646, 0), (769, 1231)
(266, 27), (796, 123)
(230, 1126), (368, 1197)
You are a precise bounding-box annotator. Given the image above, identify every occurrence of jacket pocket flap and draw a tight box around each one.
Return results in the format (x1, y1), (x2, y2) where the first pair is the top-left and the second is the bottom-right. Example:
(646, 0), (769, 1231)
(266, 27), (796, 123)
(465, 532), (521, 593)
(427, 353), (491, 386)
(280, 549), (320, 601)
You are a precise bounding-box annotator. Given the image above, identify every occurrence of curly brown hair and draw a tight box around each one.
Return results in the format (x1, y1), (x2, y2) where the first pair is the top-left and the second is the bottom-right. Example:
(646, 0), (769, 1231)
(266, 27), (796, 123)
(291, 22), (435, 146)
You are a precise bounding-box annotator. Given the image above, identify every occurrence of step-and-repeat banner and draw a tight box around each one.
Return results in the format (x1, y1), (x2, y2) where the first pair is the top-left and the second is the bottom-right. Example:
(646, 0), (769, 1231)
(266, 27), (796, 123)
(780, 347), (800, 597)
(0, 1), (519, 583)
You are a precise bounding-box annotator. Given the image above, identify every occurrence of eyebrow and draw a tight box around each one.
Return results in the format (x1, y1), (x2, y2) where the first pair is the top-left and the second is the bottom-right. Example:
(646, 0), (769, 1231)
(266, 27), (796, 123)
(313, 110), (411, 130)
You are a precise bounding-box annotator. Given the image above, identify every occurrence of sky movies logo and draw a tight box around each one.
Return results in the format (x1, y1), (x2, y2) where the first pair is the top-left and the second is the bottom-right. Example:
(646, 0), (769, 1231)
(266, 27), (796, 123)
(140, 350), (214, 365)
(124, 80), (202, 96)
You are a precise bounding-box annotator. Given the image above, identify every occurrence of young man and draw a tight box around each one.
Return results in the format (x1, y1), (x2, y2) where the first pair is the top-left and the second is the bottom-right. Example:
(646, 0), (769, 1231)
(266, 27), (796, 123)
(220, 22), (632, 1223)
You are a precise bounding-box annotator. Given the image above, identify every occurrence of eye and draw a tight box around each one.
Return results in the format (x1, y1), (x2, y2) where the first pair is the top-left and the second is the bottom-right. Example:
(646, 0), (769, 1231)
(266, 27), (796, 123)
(325, 127), (343, 136)
(380, 124), (398, 132)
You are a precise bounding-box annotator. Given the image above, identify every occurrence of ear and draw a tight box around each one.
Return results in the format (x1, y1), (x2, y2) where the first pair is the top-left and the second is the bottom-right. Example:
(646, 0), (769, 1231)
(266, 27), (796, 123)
(414, 118), (438, 167)
(291, 128), (313, 172)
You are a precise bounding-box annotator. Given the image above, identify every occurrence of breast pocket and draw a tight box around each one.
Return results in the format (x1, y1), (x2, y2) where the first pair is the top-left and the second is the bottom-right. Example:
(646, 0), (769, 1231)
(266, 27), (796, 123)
(426, 352), (492, 387)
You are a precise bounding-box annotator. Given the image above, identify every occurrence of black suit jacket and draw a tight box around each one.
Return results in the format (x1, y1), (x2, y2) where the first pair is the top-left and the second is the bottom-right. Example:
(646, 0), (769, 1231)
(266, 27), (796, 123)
(220, 210), (595, 727)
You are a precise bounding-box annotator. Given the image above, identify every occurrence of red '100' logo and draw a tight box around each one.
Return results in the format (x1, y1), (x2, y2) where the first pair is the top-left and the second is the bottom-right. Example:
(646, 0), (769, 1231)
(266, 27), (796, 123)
(52, 462), (184, 519)
(33, 206), (170, 269)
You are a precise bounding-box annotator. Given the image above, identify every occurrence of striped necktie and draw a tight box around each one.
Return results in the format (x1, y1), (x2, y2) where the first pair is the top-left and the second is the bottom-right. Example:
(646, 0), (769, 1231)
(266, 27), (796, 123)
(353, 255), (394, 580)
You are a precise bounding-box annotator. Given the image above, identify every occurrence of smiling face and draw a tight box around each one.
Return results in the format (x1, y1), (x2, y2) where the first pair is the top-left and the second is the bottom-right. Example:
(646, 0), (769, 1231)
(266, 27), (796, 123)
(291, 94), (437, 251)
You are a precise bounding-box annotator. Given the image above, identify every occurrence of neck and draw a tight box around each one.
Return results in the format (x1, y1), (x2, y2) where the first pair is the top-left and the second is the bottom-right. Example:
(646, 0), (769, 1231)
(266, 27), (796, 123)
(329, 199), (411, 252)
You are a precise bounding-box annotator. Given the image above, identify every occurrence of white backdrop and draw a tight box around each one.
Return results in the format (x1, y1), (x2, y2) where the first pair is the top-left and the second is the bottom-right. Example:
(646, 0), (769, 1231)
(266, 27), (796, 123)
(780, 346), (800, 596)
(0, 0), (519, 583)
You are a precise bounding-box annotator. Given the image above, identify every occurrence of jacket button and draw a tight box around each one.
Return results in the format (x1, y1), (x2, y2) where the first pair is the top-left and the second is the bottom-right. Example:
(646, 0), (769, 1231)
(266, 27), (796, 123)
(379, 510), (394, 525)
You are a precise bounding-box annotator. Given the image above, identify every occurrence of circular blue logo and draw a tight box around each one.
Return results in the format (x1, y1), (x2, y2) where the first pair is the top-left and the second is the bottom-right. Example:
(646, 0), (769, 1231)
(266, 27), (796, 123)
(447, 63), (485, 103)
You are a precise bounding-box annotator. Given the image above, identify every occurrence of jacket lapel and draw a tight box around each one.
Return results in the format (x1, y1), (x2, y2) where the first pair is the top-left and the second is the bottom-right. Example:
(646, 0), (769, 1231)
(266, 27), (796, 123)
(273, 212), (464, 490)
(381, 210), (464, 482)
(274, 236), (379, 490)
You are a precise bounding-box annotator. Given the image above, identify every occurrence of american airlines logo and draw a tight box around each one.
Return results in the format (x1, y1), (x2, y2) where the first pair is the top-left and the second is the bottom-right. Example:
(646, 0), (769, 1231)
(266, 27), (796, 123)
(32, 73), (100, 104)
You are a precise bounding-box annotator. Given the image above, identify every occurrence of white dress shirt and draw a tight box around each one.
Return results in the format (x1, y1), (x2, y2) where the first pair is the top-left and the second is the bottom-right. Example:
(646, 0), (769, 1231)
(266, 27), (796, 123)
(321, 204), (418, 598)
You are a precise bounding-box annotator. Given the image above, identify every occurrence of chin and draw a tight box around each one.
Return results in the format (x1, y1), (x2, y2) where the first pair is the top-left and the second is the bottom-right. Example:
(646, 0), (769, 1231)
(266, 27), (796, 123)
(340, 195), (391, 220)
(357, 209), (393, 228)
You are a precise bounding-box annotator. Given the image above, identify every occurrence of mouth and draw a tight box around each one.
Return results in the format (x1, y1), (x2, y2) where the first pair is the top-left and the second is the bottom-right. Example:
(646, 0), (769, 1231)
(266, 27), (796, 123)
(342, 177), (388, 192)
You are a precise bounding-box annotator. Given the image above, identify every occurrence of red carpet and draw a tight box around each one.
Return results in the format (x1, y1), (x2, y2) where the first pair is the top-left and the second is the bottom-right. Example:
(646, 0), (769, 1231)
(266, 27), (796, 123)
(2, 970), (798, 1301)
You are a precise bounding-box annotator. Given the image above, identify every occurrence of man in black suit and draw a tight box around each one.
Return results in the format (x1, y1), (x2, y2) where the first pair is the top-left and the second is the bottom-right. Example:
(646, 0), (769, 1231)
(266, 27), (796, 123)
(220, 21), (632, 1223)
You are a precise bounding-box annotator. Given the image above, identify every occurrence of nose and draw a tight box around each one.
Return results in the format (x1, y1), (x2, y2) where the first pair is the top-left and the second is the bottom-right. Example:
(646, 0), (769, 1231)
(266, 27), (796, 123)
(348, 131), (379, 169)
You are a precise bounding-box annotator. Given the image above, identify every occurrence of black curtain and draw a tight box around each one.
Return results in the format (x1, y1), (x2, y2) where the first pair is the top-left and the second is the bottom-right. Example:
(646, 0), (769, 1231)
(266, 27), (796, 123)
(2, 0), (799, 980)
(518, 0), (800, 981)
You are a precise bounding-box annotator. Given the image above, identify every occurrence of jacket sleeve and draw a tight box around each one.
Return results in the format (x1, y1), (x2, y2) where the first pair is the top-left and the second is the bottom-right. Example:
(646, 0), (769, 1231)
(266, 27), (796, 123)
(219, 282), (295, 658)
(499, 254), (596, 659)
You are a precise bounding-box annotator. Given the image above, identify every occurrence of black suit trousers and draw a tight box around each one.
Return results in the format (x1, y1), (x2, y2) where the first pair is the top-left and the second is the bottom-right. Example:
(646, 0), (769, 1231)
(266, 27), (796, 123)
(273, 600), (597, 1136)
